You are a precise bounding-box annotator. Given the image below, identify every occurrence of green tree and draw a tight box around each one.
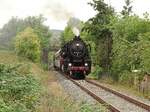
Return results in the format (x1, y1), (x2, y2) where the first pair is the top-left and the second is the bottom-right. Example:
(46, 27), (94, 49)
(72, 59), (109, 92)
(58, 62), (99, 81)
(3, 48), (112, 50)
(0, 15), (51, 64)
(24, 15), (51, 64)
(24, 15), (51, 49)
(110, 15), (150, 80)
(61, 17), (83, 45)
(15, 27), (41, 62)
(84, 0), (114, 73)
(137, 32), (150, 73)
(61, 26), (74, 45)
(121, 0), (133, 16)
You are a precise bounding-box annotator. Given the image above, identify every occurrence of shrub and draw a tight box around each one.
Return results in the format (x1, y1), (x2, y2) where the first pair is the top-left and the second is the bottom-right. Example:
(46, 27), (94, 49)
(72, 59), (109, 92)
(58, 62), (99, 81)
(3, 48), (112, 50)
(15, 27), (41, 62)
(119, 71), (134, 86)
(90, 65), (103, 79)
(137, 32), (150, 73)
(0, 64), (41, 112)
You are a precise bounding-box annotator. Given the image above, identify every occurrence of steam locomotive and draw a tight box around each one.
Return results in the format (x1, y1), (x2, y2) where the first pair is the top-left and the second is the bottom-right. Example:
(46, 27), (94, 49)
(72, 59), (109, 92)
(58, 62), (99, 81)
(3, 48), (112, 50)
(53, 35), (91, 79)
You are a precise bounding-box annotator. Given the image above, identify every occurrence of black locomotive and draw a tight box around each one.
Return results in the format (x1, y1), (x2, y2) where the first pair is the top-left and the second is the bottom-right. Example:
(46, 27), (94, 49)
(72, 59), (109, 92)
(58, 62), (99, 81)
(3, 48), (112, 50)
(53, 35), (91, 78)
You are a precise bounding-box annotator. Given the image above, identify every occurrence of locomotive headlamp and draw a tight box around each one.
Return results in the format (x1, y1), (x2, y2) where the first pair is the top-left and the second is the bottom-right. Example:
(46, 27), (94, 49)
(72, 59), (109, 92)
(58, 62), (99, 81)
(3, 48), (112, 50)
(76, 43), (79, 46)
(85, 63), (88, 66)
(68, 63), (72, 66)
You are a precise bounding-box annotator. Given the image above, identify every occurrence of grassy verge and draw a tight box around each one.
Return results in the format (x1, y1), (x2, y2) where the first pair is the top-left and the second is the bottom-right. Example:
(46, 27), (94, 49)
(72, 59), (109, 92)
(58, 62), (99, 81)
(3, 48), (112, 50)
(0, 51), (107, 112)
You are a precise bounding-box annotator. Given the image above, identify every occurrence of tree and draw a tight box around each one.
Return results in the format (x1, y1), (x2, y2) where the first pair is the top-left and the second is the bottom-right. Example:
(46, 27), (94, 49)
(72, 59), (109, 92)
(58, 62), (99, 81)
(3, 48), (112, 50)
(23, 15), (51, 64)
(0, 15), (51, 64)
(0, 17), (25, 49)
(110, 15), (150, 80)
(137, 32), (150, 73)
(24, 15), (51, 49)
(15, 27), (41, 62)
(84, 0), (114, 72)
(121, 0), (133, 16)
(61, 17), (83, 45)
(61, 26), (74, 45)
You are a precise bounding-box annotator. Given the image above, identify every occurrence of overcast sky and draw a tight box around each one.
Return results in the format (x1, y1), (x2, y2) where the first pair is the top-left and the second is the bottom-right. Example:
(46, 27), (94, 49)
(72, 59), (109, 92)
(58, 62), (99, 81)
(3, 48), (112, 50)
(0, 0), (150, 30)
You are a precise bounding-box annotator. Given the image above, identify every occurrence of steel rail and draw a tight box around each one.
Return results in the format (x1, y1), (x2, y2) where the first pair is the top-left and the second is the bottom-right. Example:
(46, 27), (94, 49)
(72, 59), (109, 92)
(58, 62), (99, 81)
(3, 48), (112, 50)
(61, 73), (120, 112)
(86, 79), (150, 111)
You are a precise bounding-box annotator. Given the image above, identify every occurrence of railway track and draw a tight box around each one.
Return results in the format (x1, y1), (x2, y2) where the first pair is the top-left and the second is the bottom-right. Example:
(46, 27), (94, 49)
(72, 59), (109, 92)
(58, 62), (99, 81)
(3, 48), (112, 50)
(61, 72), (150, 112)
(86, 79), (150, 111)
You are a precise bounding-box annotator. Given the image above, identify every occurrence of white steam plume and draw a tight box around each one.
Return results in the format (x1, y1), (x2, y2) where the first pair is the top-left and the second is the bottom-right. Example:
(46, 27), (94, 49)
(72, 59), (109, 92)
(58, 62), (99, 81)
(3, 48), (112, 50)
(72, 27), (80, 36)
(43, 1), (74, 21)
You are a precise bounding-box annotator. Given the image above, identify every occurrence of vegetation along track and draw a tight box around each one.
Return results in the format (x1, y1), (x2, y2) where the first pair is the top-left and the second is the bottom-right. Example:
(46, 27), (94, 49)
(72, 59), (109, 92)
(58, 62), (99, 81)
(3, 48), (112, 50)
(60, 72), (149, 112)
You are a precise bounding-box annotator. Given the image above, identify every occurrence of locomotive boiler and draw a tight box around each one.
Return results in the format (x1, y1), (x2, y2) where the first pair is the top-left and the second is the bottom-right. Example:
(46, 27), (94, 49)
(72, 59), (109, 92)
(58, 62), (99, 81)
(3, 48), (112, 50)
(53, 32), (91, 79)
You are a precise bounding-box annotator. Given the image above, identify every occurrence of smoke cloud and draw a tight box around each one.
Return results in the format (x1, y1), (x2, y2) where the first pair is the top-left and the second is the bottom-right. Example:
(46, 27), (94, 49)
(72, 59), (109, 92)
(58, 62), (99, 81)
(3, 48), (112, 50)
(43, 1), (74, 21)
(72, 27), (80, 36)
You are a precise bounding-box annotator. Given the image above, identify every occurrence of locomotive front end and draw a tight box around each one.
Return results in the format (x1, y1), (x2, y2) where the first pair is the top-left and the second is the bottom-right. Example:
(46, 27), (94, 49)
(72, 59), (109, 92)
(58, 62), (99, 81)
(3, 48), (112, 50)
(53, 27), (91, 79)
(67, 36), (91, 78)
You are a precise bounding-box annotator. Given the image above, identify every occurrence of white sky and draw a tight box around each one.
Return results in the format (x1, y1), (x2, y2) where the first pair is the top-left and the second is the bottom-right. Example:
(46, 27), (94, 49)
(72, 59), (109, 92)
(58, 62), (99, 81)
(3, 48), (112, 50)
(0, 0), (150, 30)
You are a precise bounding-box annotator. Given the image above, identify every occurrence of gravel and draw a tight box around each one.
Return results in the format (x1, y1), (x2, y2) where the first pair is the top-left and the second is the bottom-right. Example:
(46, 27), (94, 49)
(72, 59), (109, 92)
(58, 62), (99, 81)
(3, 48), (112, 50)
(77, 80), (149, 112)
(92, 80), (150, 106)
(54, 71), (97, 104)
(54, 71), (148, 112)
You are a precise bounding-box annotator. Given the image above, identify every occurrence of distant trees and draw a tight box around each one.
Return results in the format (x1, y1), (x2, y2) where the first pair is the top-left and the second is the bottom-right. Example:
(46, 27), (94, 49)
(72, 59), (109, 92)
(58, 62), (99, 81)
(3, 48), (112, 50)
(24, 16), (51, 64)
(61, 26), (74, 45)
(61, 17), (82, 45)
(0, 15), (51, 63)
(0, 17), (25, 49)
(15, 27), (41, 62)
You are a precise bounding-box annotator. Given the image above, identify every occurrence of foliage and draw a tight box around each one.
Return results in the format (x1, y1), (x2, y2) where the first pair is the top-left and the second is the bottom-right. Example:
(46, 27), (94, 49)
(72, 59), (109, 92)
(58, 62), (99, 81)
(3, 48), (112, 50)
(15, 27), (41, 62)
(83, 0), (114, 72)
(60, 17), (83, 45)
(0, 17), (25, 50)
(0, 63), (41, 112)
(119, 71), (134, 85)
(110, 15), (150, 80)
(89, 65), (103, 79)
(61, 26), (74, 45)
(0, 15), (51, 50)
(50, 30), (62, 50)
(84, 0), (114, 39)
(79, 103), (106, 112)
(0, 16), (51, 65)
(121, 0), (133, 16)
(24, 16), (51, 49)
(137, 32), (150, 73)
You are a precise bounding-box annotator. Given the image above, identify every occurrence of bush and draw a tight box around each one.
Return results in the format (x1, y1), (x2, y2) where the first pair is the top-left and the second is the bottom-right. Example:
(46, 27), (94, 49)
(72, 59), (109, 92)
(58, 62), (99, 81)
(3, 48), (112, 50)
(0, 64), (41, 112)
(15, 27), (41, 62)
(119, 71), (134, 86)
(90, 65), (103, 79)
(137, 32), (150, 73)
